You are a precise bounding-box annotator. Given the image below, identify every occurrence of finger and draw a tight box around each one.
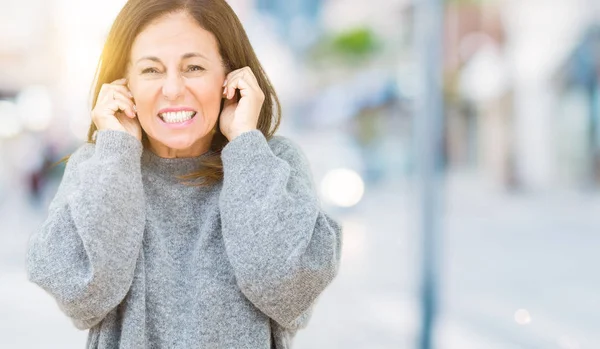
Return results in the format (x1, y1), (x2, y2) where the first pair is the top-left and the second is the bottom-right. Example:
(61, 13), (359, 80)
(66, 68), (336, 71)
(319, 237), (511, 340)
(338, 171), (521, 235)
(223, 68), (250, 89)
(108, 85), (134, 99)
(225, 75), (255, 100)
(99, 84), (133, 103)
(110, 78), (128, 85)
(224, 71), (246, 91)
(233, 67), (259, 86)
(224, 75), (240, 99)
(115, 111), (139, 128)
(241, 66), (259, 85)
(226, 67), (256, 81)
(110, 95), (136, 118)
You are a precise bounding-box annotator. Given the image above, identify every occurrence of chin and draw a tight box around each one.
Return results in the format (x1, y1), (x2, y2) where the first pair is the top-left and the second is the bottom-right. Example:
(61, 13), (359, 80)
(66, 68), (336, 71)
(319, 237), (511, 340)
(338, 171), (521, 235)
(158, 135), (202, 150)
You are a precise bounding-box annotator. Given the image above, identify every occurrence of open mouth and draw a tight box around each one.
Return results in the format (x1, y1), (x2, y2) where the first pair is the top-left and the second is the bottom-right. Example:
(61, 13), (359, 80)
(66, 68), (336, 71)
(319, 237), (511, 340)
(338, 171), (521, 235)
(158, 111), (197, 124)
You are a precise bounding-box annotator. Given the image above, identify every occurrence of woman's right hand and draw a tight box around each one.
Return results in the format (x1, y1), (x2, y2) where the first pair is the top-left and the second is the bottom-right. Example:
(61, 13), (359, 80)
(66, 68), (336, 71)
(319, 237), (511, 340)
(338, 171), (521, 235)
(92, 78), (142, 142)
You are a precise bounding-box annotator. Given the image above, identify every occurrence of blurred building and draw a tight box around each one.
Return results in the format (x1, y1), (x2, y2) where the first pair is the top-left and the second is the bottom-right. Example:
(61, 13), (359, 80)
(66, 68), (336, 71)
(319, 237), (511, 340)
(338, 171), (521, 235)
(443, 1), (515, 188)
(554, 26), (600, 187)
(442, 0), (598, 191)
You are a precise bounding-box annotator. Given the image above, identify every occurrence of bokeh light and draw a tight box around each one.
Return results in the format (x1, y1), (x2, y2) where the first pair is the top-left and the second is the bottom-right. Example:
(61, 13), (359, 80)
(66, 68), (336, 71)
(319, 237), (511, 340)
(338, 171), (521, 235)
(16, 86), (53, 132)
(514, 309), (532, 325)
(320, 168), (365, 207)
(0, 100), (22, 138)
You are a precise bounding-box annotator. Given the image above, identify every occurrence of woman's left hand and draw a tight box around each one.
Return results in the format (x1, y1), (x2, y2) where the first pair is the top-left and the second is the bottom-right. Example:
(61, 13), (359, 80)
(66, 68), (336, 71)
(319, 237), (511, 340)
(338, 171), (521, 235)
(219, 66), (265, 141)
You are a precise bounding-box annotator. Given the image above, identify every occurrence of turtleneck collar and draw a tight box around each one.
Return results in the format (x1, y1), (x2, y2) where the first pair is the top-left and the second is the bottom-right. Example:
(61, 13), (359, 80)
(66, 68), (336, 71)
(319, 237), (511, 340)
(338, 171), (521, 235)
(141, 147), (218, 179)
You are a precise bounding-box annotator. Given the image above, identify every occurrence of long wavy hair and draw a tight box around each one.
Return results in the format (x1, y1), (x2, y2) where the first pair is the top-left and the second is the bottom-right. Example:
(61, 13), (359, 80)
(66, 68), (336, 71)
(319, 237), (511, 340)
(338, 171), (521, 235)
(62, 0), (281, 187)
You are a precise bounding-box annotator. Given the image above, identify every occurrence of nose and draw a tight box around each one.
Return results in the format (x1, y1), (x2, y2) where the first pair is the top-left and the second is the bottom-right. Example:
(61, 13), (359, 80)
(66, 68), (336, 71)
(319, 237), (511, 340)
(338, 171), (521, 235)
(162, 72), (184, 101)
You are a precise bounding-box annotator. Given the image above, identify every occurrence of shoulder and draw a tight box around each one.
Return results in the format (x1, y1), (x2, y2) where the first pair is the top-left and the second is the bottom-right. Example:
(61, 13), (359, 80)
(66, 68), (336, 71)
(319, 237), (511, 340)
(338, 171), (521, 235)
(65, 142), (95, 168)
(66, 130), (139, 167)
(267, 134), (303, 157)
(266, 134), (312, 170)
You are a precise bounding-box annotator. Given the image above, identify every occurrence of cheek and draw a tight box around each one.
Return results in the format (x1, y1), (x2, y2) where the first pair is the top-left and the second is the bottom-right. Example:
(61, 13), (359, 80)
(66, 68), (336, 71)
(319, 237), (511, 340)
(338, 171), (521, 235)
(130, 82), (160, 114)
(190, 79), (224, 110)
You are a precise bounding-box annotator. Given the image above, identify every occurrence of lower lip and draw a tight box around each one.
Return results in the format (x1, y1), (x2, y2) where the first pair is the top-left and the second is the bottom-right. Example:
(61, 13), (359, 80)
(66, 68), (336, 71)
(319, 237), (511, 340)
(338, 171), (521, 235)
(157, 113), (198, 129)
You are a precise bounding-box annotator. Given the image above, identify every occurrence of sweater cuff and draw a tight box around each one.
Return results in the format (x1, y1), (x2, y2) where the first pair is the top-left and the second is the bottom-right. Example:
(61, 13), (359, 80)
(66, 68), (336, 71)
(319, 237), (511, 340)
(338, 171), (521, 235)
(94, 130), (143, 161)
(221, 130), (272, 168)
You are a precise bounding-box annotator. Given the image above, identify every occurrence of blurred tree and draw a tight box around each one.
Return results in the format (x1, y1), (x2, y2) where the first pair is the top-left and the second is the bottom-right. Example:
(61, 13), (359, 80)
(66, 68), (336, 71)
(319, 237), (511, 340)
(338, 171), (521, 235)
(309, 27), (381, 65)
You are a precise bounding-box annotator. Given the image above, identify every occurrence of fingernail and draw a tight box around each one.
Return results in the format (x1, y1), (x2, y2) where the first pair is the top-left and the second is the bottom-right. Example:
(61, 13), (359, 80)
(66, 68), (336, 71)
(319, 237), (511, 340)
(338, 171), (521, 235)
(133, 104), (137, 112)
(222, 80), (227, 87)
(129, 92), (133, 98)
(223, 87), (227, 95)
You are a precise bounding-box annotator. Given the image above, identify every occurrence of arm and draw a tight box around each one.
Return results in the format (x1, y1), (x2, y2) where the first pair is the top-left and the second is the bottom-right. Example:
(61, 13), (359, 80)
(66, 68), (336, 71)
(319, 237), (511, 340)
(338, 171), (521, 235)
(218, 130), (343, 330)
(26, 130), (146, 330)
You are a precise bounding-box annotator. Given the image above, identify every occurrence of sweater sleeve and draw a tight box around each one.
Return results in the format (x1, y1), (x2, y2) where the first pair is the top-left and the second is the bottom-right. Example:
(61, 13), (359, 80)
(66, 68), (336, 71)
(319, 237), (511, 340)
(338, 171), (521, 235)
(218, 129), (343, 330)
(26, 129), (146, 330)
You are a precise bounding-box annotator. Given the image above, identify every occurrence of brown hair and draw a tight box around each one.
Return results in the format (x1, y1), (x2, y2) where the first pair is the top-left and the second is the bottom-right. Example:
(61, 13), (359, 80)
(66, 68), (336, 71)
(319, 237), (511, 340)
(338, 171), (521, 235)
(63, 0), (281, 186)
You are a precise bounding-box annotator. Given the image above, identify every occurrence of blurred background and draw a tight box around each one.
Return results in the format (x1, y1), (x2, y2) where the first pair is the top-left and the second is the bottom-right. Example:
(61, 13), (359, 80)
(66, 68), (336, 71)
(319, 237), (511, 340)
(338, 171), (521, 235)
(1, 0), (600, 348)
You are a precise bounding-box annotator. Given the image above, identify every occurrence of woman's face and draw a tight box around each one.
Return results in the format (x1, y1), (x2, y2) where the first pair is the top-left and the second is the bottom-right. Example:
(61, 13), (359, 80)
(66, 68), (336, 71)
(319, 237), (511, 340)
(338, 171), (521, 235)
(127, 11), (226, 157)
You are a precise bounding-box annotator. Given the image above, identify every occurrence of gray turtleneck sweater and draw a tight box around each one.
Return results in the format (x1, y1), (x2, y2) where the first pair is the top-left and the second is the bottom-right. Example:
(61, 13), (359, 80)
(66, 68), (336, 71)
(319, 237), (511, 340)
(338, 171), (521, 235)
(26, 129), (342, 348)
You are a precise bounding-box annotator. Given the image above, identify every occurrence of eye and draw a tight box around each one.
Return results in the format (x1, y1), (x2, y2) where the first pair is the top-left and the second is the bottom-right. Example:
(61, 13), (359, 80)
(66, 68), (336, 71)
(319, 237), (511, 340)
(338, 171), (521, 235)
(187, 65), (204, 72)
(141, 67), (159, 74)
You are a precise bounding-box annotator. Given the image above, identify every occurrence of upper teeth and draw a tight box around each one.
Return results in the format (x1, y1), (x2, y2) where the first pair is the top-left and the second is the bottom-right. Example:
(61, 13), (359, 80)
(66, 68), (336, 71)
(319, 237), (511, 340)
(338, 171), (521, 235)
(160, 111), (195, 123)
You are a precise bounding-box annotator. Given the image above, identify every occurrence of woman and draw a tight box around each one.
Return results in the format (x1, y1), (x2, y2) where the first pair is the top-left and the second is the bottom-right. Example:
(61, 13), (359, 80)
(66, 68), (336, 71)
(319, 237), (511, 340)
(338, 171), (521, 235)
(25, 0), (343, 348)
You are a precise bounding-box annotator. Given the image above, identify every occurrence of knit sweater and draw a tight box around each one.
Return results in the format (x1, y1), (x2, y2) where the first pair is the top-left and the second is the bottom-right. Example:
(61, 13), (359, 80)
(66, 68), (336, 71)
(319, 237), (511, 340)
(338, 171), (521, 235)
(26, 129), (343, 348)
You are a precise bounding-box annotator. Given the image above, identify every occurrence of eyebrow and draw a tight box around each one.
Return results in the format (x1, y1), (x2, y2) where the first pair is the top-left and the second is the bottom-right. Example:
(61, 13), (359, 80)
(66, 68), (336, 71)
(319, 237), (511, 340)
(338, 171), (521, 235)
(136, 52), (208, 64)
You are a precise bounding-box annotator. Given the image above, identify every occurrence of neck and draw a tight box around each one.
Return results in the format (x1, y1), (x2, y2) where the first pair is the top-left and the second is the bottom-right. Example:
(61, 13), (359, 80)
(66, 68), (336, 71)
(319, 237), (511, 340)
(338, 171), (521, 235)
(146, 133), (214, 159)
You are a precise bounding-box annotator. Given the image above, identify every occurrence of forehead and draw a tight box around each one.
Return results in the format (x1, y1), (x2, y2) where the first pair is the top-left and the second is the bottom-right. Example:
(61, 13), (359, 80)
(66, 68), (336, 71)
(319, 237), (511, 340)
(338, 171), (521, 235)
(130, 11), (220, 61)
